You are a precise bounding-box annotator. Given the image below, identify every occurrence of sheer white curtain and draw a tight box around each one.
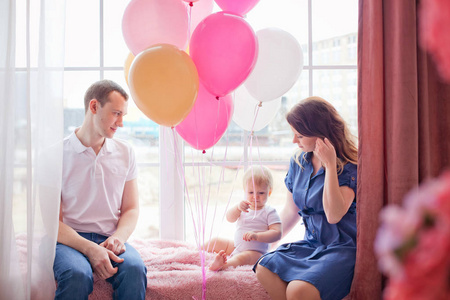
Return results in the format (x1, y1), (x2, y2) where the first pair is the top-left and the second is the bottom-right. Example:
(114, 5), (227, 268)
(0, 0), (65, 299)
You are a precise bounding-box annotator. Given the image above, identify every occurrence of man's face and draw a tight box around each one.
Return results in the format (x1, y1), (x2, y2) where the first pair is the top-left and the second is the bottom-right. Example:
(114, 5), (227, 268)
(93, 91), (128, 139)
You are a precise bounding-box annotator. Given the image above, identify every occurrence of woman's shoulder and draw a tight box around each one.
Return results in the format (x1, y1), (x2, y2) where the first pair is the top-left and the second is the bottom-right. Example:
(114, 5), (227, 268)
(338, 162), (357, 190)
(289, 151), (310, 166)
(342, 161), (357, 173)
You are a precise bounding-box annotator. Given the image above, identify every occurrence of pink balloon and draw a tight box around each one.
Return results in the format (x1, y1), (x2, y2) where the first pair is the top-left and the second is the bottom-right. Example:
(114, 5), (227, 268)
(214, 0), (260, 16)
(122, 0), (189, 55)
(176, 81), (234, 151)
(189, 12), (258, 97)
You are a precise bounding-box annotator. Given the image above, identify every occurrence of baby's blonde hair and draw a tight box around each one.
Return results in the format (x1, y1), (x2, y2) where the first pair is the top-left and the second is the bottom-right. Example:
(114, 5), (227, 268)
(243, 165), (273, 191)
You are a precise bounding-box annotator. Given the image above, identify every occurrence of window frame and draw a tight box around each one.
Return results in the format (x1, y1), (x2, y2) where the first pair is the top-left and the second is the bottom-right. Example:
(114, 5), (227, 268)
(63, 0), (357, 241)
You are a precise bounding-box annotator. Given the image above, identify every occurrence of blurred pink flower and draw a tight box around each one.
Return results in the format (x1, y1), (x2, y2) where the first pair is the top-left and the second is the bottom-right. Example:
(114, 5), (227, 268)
(375, 172), (450, 299)
(420, 0), (450, 81)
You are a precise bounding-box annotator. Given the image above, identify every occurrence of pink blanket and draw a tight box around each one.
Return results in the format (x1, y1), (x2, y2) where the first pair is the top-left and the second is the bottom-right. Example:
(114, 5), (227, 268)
(17, 236), (270, 299)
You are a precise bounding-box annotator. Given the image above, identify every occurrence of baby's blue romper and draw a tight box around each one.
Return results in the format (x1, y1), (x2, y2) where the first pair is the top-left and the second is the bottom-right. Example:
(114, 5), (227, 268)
(254, 152), (357, 300)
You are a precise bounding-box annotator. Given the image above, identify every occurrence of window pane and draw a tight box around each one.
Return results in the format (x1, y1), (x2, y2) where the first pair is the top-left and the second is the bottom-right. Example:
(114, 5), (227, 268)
(312, 0), (357, 65)
(103, 71), (160, 162)
(312, 69), (358, 135)
(15, 0), (40, 67)
(247, 0), (308, 65)
(104, 0), (130, 67)
(184, 165), (295, 245)
(64, 0), (100, 67)
(13, 166), (27, 233)
(63, 71), (99, 109)
(182, 69), (309, 163)
(133, 165), (160, 239)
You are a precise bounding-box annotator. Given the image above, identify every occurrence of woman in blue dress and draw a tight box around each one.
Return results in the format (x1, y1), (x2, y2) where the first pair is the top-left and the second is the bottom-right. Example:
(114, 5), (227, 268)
(254, 96), (358, 300)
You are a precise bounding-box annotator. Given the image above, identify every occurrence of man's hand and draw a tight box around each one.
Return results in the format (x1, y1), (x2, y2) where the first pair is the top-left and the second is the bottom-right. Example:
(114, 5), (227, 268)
(86, 244), (124, 280)
(100, 236), (126, 255)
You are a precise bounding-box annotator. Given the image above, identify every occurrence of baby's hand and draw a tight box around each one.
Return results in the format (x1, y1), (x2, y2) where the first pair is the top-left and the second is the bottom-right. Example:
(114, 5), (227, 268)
(243, 231), (258, 241)
(238, 201), (250, 213)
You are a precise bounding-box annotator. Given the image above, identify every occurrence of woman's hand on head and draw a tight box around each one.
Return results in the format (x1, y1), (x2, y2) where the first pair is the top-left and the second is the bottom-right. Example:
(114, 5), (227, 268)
(314, 138), (337, 169)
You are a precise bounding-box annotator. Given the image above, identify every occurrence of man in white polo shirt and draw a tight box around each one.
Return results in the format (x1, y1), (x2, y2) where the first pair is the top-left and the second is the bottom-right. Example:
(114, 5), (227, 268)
(53, 80), (147, 299)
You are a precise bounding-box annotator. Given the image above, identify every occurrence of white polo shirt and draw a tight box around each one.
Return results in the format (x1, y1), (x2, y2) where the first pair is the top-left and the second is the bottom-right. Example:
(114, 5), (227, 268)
(61, 130), (137, 236)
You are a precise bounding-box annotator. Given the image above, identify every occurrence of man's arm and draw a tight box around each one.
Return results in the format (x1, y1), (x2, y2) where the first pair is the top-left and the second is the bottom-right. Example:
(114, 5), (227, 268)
(58, 201), (124, 280)
(100, 178), (139, 254)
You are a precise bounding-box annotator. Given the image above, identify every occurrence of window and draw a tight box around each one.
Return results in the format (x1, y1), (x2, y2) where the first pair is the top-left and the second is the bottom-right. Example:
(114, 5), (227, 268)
(59, 0), (357, 242)
(181, 0), (358, 244)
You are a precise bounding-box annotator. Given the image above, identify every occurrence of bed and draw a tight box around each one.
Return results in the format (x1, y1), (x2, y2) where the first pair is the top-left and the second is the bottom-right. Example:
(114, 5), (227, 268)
(16, 235), (270, 300)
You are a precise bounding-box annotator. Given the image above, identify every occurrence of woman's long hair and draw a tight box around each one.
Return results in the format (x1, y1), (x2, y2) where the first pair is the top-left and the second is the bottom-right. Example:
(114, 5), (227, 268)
(286, 96), (358, 173)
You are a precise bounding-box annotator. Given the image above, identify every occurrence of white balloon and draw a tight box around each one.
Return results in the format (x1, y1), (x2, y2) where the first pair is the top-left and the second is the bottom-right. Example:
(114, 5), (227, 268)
(232, 85), (281, 132)
(244, 27), (303, 102)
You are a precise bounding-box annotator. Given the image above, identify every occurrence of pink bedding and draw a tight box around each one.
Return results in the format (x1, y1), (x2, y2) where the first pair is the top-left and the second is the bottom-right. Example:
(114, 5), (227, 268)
(17, 235), (270, 299)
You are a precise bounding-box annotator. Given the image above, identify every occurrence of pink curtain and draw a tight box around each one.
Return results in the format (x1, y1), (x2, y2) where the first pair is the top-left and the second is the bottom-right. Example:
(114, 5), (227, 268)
(350, 0), (450, 298)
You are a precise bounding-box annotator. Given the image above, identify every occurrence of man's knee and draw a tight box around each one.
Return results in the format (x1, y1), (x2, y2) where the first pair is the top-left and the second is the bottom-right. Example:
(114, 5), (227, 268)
(115, 247), (147, 288)
(55, 265), (93, 299)
(122, 259), (147, 281)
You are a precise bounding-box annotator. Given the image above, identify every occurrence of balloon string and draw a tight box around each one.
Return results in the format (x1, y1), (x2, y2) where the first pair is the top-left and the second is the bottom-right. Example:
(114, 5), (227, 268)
(191, 153), (207, 300)
(206, 115), (231, 254)
(189, 147), (201, 249)
(200, 153), (208, 300)
(171, 128), (200, 249)
(172, 130), (207, 300)
(250, 101), (262, 133)
(198, 97), (221, 252)
(205, 95), (233, 250)
(254, 134), (267, 181)
(208, 132), (249, 254)
(208, 151), (246, 255)
(218, 126), (230, 194)
(247, 102), (263, 219)
(214, 99), (231, 194)
(187, 2), (193, 39)
(248, 131), (257, 220)
(209, 96), (221, 158)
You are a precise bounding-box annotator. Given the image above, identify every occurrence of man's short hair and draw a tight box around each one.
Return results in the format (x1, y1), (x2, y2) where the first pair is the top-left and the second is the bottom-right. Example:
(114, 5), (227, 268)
(84, 80), (128, 113)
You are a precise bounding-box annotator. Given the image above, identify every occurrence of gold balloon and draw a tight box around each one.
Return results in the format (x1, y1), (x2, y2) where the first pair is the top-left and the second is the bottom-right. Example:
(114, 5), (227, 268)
(124, 52), (135, 86)
(128, 44), (199, 127)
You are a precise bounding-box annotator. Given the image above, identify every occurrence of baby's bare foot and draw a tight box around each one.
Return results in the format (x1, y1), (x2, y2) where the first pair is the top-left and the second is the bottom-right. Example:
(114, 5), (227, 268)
(209, 250), (227, 271)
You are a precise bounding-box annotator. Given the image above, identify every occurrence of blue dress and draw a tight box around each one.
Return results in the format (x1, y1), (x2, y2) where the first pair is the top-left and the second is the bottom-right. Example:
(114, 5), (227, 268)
(254, 152), (357, 300)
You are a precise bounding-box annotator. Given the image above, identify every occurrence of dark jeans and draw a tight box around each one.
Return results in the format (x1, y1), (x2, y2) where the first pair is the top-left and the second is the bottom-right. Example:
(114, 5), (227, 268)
(53, 232), (147, 300)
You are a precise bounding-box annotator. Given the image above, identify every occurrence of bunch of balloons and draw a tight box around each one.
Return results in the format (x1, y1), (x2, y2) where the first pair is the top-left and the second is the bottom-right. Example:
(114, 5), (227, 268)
(122, 0), (303, 151)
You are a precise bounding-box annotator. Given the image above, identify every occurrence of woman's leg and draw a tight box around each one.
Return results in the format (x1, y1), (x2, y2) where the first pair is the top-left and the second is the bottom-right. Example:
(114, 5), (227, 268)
(286, 280), (321, 300)
(254, 263), (288, 300)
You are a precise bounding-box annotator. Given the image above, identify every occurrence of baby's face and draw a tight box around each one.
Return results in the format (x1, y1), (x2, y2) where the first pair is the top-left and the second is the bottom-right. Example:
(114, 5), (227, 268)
(245, 180), (271, 210)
